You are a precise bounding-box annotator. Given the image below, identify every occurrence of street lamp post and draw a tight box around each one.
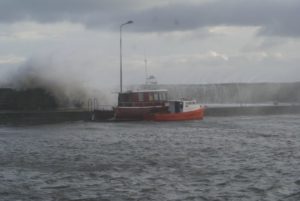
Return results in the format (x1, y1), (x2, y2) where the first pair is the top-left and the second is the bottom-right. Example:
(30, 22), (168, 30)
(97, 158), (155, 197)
(120, 20), (133, 93)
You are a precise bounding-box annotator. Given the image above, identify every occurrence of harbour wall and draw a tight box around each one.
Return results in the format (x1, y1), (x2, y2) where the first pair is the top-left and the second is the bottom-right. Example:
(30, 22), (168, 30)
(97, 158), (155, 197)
(204, 105), (300, 117)
(0, 110), (92, 125)
(1, 105), (300, 125)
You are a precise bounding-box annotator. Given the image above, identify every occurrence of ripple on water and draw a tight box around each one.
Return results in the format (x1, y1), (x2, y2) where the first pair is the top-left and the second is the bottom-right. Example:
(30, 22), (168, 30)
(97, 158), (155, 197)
(0, 115), (300, 200)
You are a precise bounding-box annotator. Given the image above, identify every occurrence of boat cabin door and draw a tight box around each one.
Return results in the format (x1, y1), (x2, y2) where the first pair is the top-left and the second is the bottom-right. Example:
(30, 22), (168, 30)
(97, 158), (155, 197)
(175, 101), (183, 113)
(168, 101), (183, 113)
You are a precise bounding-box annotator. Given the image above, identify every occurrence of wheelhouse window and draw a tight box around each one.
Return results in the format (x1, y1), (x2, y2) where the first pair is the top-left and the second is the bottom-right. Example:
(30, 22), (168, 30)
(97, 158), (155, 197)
(159, 92), (167, 101)
(154, 93), (159, 101)
(149, 93), (153, 101)
(138, 92), (144, 102)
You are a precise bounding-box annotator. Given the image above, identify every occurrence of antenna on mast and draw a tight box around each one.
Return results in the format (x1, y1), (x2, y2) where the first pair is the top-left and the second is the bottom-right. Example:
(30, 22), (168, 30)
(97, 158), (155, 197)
(143, 51), (157, 88)
(144, 56), (148, 85)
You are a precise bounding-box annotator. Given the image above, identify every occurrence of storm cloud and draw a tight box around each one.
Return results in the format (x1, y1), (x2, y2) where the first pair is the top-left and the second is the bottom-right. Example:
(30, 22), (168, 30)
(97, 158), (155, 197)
(0, 0), (300, 86)
(0, 0), (300, 37)
(130, 0), (300, 37)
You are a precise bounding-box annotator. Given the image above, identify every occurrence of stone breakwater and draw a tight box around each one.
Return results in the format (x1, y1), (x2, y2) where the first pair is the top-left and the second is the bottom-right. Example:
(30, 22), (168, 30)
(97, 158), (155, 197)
(204, 105), (300, 117)
(0, 105), (300, 125)
(0, 110), (92, 125)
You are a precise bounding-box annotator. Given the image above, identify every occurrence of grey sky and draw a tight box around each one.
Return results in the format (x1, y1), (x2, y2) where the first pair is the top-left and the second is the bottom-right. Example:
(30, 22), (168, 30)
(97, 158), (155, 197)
(1, 0), (299, 37)
(0, 0), (300, 90)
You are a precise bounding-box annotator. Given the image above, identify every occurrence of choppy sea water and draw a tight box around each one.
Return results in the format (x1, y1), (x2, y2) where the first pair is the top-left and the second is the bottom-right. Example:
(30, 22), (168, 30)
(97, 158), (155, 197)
(1, 115), (300, 201)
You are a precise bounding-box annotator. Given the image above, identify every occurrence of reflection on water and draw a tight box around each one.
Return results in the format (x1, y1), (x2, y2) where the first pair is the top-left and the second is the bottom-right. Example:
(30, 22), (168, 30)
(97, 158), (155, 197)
(1, 115), (300, 201)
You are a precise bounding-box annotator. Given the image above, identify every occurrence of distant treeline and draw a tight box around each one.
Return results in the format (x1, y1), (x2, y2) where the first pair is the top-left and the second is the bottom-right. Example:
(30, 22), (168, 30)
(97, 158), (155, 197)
(150, 82), (300, 104)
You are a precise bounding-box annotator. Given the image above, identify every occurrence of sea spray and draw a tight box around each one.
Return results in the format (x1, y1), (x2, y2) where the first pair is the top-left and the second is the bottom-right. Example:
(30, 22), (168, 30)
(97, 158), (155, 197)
(1, 58), (113, 109)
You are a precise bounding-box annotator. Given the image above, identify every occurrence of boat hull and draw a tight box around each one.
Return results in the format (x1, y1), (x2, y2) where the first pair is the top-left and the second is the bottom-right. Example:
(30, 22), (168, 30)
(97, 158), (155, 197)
(114, 106), (168, 120)
(145, 107), (204, 121)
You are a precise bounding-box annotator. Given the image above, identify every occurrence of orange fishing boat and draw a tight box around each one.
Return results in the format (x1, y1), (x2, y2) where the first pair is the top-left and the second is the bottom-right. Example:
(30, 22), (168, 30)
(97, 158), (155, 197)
(144, 99), (204, 121)
(113, 90), (204, 121)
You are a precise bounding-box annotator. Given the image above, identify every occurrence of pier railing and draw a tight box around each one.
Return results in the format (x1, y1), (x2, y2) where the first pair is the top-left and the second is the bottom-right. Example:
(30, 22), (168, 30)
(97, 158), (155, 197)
(87, 98), (114, 111)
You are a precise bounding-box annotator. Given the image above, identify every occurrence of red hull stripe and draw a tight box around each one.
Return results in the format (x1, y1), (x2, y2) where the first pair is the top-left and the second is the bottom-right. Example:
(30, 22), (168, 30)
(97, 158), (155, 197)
(146, 108), (204, 121)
